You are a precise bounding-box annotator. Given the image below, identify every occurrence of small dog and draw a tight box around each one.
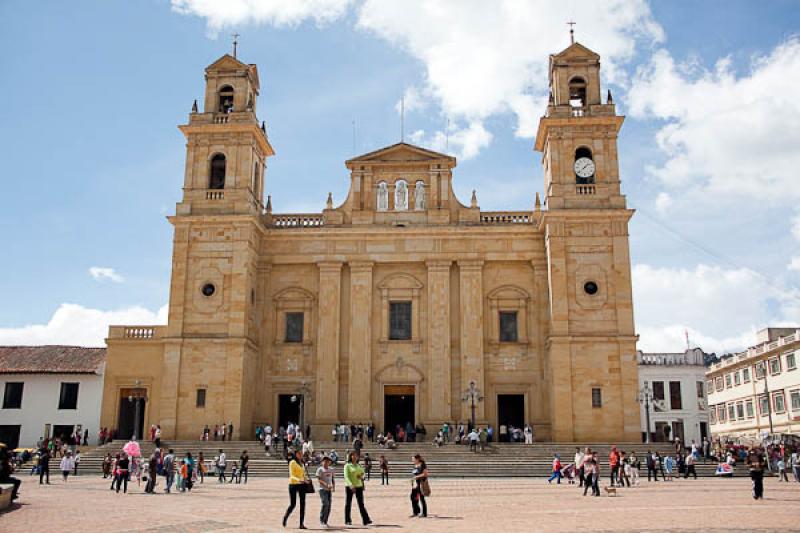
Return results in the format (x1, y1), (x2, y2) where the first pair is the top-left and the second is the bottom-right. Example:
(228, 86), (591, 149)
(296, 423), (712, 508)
(603, 486), (618, 496)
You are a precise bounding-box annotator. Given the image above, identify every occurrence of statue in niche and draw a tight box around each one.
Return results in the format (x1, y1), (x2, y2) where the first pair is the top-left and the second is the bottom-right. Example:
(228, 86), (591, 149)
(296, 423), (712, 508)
(414, 181), (426, 210)
(395, 180), (408, 210)
(377, 181), (389, 211)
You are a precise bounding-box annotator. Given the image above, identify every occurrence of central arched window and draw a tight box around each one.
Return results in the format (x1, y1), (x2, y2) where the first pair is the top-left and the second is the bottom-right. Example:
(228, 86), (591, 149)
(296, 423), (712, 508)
(394, 179), (408, 210)
(218, 85), (234, 113)
(414, 181), (426, 210)
(209, 154), (226, 189)
(568, 76), (587, 109)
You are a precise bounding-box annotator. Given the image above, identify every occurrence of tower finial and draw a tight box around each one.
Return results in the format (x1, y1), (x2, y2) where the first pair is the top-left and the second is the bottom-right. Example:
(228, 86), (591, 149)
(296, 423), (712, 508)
(567, 21), (576, 44)
(471, 190), (478, 208)
(535, 192), (541, 211)
(191, 99), (198, 113)
(265, 195), (272, 214)
(232, 33), (240, 58)
(326, 192), (333, 209)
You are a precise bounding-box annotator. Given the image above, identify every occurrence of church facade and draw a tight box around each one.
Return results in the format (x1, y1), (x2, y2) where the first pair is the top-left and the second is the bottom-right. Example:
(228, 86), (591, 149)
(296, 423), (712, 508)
(100, 41), (641, 442)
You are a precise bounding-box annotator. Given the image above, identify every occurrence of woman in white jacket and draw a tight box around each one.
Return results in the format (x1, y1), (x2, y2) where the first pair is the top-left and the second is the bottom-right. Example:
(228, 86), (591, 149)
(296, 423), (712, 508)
(60, 451), (76, 482)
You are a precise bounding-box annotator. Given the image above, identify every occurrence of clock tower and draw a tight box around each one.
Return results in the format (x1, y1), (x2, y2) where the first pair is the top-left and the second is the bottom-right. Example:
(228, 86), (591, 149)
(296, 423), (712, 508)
(535, 41), (640, 441)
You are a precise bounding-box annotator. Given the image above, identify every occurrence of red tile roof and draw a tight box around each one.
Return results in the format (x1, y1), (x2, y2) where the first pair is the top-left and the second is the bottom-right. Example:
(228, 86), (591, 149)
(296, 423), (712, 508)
(0, 346), (106, 374)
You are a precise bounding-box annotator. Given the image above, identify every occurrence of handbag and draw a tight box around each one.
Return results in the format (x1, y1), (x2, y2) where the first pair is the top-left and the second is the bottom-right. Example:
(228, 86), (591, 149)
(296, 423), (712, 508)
(302, 465), (316, 494)
(420, 478), (431, 497)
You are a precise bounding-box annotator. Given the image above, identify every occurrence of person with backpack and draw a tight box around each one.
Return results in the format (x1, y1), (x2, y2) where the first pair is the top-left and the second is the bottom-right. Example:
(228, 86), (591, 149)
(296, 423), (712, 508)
(162, 449), (175, 493)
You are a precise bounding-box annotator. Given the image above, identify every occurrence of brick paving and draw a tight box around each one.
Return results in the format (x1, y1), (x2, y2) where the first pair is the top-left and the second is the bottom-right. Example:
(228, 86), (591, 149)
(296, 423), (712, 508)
(2, 474), (799, 532)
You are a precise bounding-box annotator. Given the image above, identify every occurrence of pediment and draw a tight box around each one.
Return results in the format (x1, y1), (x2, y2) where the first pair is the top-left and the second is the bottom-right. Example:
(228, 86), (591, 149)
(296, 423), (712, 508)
(552, 41), (600, 61)
(206, 54), (250, 72)
(346, 142), (455, 167)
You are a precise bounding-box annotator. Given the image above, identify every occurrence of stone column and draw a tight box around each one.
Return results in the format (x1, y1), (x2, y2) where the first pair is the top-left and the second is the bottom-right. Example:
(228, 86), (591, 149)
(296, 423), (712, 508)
(426, 260), (452, 422)
(315, 261), (343, 422)
(348, 261), (374, 420)
(458, 260), (485, 422)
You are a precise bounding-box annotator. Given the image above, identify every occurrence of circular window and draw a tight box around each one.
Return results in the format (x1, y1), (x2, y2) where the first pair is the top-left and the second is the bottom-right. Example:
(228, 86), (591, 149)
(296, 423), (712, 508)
(583, 281), (599, 295)
(201, 283), (216, 297)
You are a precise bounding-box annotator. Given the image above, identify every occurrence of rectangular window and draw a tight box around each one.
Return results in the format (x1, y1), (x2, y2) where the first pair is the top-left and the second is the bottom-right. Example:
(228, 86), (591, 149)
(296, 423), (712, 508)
(669, 381), (682, 410)
(790, 390), (800, 411)
(696, 381), (705, 399)
(742, 367), (751, 382)
(706, 380), (713, 394)
(725, 374), (732, 388)
(786, 352), (797, 371)
(759, 394), (770, 415)
(755, 362), (766, 379)
(284, 312), (304, 343)
(727, 403), (735, 421)
(2, 382), (23, 409)
(591, 387), (602, 408)
(58, 382), (79, 410)
(715, 377), (723, 391)
(652, 381), (665, 411)
(389, 301), (412, 340)
(734, 371), (741, 386)
(769, 357), (781, 375)
(196, 388), (206, 408)
(774, 392), (786, 413)
(736, 402), (745, 420)
(746, 399), (755, 418)
(709, 406), (717, 423)
(718, 404), (726, 422)
(498, 311), (518, 342)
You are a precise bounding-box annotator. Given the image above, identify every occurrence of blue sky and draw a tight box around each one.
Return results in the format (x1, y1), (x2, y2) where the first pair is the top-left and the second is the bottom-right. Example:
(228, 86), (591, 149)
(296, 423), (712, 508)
(1, 0), (799, 352)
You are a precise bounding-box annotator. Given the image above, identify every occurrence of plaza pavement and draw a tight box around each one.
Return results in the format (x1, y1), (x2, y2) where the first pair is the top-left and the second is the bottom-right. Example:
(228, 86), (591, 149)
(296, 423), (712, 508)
(2, 474), (799, 532)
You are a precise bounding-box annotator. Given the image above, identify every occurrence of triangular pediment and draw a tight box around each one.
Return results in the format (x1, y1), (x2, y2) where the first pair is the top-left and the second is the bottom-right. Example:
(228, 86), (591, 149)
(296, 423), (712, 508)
(206, 54), (250, 72)
(552, 41), (600, 61)
(346, 142), (455, 165)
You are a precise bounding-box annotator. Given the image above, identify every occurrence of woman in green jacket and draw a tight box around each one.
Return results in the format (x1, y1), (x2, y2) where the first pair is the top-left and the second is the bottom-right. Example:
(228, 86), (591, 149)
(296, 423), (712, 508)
(343, 452), (372, 526)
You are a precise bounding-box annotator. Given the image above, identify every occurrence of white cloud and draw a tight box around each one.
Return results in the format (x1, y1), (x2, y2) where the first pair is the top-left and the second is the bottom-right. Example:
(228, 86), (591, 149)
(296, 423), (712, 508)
(89, 267), (125, 283)
(791, 212), (800, 241)
(171, 0), (354, 33)
(628, 38), (800, 202)
(0, 303), (168, 347)
(633, 263), (800, 354)
(174, 0), (663, 157)
(789, 257), (800, 272)
(654, 191), (672, 214)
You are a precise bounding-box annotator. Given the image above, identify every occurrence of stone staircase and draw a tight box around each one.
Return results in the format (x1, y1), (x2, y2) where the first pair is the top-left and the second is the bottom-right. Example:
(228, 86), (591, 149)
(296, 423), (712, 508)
(77, 440), (725, 478)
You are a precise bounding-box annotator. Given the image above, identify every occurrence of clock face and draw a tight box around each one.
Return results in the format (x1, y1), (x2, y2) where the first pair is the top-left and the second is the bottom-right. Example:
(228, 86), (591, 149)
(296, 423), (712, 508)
(574, 157), (596, 178)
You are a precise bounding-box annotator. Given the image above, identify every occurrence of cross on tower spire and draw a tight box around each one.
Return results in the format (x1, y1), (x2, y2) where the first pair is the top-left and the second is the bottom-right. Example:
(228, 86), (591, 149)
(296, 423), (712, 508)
(567, 21), (576, 44)
(232, 33), (240, 58)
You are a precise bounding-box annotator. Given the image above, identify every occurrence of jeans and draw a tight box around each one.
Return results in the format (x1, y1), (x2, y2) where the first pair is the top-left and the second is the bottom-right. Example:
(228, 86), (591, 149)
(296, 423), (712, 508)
(165, 472), (175, 492)
(381, 471), (389, 485)
(218, 466), (226, 482)
(284, 484), (306, 527)
(39, 467), (50, 484)
(319, 488), (332, 524)
(240, 466), (248, 483)
(610, 464), (619, 486)
(583, 473), (599, 495)
(685, 465), (697, 479)
(578, 466), (585, 487)
(547, 470), (562, 484)
(345, 486), (371, 525)
(647, 466), (658, 481)
(114, 471), (129, 493)
(411, 485), (427, 516)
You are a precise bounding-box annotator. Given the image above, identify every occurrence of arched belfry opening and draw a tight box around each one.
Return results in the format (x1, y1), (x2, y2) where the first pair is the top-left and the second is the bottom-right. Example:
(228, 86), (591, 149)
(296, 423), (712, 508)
(218, 85), (234, 113)
(209, 153), (226, 189)
(568, 76), (587, 109)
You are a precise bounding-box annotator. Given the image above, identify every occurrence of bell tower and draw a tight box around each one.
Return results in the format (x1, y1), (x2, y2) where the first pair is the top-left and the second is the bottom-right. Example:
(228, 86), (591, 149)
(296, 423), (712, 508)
(176, 54), (274, 216)
(535, 41), (640, 441)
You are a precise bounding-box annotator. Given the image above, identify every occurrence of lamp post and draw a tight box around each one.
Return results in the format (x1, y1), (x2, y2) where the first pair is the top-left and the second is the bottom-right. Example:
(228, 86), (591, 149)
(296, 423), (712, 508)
(127, 380), (147, 441)
(638, 383), (653, 444)
(291, 381), (312, 443)
(462, 380), (484, 431)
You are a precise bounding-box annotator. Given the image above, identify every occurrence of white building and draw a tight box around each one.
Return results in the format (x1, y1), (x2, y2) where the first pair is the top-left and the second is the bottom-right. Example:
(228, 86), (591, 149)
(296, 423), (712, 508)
(637, 348), (710, 445)
(0, 346), (106, 448)
(706, 328), (800, 442)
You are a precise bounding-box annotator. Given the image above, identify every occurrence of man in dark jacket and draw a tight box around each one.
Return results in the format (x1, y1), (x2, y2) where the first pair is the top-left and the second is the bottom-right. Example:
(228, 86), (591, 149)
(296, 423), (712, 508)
(39, 448), (51, 484)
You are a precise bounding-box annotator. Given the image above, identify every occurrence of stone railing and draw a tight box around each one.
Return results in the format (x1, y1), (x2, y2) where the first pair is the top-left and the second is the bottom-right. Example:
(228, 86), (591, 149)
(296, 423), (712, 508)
(576, 185), (596, 195)
(205, 190), (224, 200)
(213, 115), (229, 124)
(271, 213), (325, 228)
(108, 326), (165, 340)
(709, 329), (800, 370)
(480, 211), (534, 224)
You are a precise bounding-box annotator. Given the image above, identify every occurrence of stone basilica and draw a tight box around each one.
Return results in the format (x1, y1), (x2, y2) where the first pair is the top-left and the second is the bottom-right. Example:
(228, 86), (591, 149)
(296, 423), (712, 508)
(101, 41), (640, 442)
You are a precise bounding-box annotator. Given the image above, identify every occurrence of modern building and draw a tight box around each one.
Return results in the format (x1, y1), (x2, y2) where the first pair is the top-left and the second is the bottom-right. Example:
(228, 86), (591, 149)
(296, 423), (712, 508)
(0, 346), (106, 448)
(706, 328), (800, 442)
(637, 349), (710, 445)
(101, 40), (641, 442)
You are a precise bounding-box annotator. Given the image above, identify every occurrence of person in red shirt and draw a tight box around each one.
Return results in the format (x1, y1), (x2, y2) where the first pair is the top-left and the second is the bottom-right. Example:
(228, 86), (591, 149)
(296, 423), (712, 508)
(547, 453), (562, 484)
(609, 446), (621, 487)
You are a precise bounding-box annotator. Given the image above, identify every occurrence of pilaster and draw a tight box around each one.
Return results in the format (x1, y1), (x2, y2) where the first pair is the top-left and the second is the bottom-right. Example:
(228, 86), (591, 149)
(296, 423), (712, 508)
(348, 261), (374, 420)
(458, 259), (485, 422)
(426, 260), (452, 422)
(315, 261), (343, 421)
